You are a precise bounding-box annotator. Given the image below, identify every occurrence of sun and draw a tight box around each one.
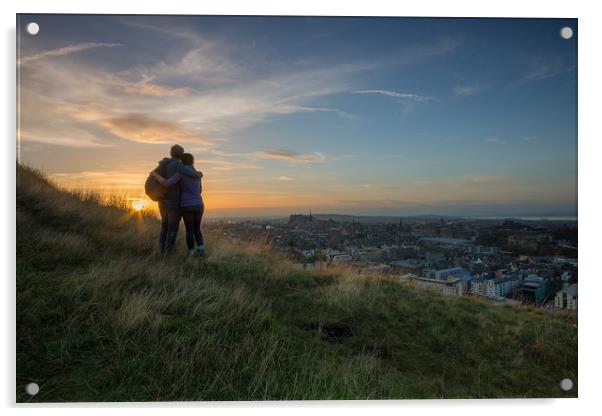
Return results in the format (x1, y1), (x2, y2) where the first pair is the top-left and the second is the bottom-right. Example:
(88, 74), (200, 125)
(131, 198), (147, 211)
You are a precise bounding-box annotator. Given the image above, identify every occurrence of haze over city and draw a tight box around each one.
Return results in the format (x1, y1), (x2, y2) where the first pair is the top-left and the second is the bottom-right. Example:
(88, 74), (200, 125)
(17, 15), (577, 217)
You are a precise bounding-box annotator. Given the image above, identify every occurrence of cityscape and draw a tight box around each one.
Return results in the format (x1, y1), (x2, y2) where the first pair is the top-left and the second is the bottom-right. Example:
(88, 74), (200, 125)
(209, 213), (578, 311)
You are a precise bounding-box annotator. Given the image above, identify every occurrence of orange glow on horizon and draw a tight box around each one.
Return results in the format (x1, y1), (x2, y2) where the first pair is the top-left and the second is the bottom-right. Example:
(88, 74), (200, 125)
(48, 171), (576, 218)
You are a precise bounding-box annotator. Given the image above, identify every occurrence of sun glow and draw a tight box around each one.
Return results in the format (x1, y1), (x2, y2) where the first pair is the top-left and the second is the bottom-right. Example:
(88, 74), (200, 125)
(131, 198), (148, 211)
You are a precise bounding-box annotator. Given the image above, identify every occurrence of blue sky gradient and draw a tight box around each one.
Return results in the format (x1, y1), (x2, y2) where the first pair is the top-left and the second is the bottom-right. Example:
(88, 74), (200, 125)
(17, 15), (577, 217)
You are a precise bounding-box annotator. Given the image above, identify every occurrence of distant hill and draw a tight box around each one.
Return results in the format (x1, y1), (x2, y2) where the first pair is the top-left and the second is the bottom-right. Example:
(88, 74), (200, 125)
(311, 213), (460, 224)
(16, 164), (577, 401)
(208, 213), (576, 226)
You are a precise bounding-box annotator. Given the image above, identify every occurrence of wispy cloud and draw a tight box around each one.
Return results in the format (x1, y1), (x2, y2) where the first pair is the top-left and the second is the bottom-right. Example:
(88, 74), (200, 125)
(98, 113), (211, 144)
(453, 83), (481, 97)
(120, 76), (192, 97)
(522, 136), (537, 142)
(277, 175), (294, 181)
(118, 18), (208, 45)
(254, 149), (326, 164)
(18, 30), (459, 151)
(278, 105), (354, 119)
(18, 44), (360, 148)
(519, 58), (576, 84)
(18, 42), (122, 65)
(352, 89), (431, 102)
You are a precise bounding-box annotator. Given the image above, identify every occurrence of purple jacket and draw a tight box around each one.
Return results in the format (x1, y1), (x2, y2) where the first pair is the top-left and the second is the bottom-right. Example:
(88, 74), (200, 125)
(162, 165), (203, 208)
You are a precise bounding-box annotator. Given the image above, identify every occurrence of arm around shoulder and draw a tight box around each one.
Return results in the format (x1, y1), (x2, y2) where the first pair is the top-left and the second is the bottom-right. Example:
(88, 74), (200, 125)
(162, 172), (182, 187)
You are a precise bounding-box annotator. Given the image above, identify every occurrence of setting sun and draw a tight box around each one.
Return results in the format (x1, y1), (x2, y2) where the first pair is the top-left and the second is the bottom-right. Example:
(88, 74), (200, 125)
(131, 198), (147, 211)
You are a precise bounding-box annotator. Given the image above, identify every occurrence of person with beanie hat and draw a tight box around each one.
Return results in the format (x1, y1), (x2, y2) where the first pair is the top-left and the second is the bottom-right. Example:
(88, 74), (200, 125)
(155, 144), (185, 253)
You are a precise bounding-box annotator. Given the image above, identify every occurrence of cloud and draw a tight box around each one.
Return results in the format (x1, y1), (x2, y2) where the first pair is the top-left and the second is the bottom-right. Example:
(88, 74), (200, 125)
(17, 27), (464, 174)
(254, 149), (326, 164)
(19, 97), (113, 148)
(98, 113), (210, 144)
(277, 105), (353, 119)
(453, 84), (481, 97)
(522, 136), (537, 142)
(484, 137), (506, 144)
(277, 176), (294, 181)
(120, 77), (192, 97)
(519, 58), (576, 84)
(18, 45), (361, 148)
(18, 42), (122, 65)
(119, 18), (208, 45)
(352, 89), (431, 102)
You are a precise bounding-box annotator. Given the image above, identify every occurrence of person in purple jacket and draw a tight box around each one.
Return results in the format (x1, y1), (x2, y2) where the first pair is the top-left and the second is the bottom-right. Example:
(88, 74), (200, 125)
(152, 153), (205, 257)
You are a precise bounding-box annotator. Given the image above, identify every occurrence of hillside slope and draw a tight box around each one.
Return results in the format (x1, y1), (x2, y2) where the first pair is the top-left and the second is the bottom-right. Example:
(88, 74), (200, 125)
(16, 165), (577, 401)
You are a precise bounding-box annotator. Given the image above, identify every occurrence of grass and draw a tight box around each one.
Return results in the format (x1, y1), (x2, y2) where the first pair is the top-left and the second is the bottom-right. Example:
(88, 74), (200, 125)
(16, 164), (578, 402)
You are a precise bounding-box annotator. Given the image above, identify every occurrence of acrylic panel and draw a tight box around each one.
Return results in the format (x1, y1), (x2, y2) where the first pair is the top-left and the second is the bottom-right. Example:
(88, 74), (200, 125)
(16, 14), (578, 402)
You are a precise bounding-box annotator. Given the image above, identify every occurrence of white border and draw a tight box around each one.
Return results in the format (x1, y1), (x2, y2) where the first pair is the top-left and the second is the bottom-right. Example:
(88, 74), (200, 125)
(3, 1), (601, 415)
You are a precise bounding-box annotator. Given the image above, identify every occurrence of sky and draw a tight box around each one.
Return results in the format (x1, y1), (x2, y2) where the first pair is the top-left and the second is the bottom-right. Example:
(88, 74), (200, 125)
(17, 15), (577, 217)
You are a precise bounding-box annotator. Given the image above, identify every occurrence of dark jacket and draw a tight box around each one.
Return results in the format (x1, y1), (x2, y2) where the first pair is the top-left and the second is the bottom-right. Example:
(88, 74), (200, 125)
(162, 165), (203, 208)
(157, 157), (182, 207)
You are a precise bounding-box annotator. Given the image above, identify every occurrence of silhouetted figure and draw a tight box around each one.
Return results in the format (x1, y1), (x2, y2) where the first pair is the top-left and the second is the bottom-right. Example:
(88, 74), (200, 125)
(153, 152), (205, 257)
(156, 144), (184, 253)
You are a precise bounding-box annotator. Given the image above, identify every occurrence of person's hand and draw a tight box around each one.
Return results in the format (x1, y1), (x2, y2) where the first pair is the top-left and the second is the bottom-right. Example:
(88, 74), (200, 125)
(151, 171), (158, 177)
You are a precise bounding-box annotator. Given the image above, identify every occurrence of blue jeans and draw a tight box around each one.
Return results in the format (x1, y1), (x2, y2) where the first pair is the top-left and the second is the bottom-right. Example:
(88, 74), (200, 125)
(159, 201), (181, 253)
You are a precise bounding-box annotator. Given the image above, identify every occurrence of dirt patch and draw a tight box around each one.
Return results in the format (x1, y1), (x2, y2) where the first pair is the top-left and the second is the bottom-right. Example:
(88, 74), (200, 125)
(303, 322), (353, 344)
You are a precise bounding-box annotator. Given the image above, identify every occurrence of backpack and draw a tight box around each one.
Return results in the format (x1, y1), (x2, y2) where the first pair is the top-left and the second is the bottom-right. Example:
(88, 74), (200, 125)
(144, 164), (168, 201)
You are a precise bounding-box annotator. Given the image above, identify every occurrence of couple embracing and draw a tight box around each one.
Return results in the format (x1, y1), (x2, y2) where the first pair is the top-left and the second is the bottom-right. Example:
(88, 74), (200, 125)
(149, 144), (205, 257)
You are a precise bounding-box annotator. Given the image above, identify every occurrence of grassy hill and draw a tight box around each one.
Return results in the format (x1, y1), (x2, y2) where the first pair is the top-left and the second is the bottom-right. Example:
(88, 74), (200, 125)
(16, 164), (577, 402)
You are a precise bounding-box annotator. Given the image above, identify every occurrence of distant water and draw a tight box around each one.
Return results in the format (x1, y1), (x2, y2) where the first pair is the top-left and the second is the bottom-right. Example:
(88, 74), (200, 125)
(468, 216), (577, 221)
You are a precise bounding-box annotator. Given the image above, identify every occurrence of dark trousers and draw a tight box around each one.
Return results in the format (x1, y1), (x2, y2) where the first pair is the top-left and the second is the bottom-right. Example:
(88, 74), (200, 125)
(159, 201), (181, 252)
(181, 203), (204, 250)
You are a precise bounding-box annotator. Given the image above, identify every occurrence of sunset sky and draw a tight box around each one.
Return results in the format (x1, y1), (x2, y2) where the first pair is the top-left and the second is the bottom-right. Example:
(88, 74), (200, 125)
(17, 15), (577, 217)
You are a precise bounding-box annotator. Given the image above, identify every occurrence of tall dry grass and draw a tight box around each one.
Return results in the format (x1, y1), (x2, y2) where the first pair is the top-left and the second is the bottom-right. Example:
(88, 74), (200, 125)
(16, 164), (578, 401)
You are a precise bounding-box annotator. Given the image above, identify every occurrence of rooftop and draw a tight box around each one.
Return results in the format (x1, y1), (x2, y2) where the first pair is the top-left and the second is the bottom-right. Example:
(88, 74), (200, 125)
(562, 283), (578, 297)
(417, 276), (462, 285)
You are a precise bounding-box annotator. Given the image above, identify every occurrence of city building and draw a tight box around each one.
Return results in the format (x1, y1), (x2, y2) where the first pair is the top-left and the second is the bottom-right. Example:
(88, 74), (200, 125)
(433, 267), (464, 280)
(485, 276), (521, 298)
(561, 271), (573, 282)
(555, 283), (578, 311)
(470, 276), (488, 296)
(414, 276), (467, 296)
(519, 276), (547, 305)
(428, 267), (473, 288)
(425, 252), (447, 267)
